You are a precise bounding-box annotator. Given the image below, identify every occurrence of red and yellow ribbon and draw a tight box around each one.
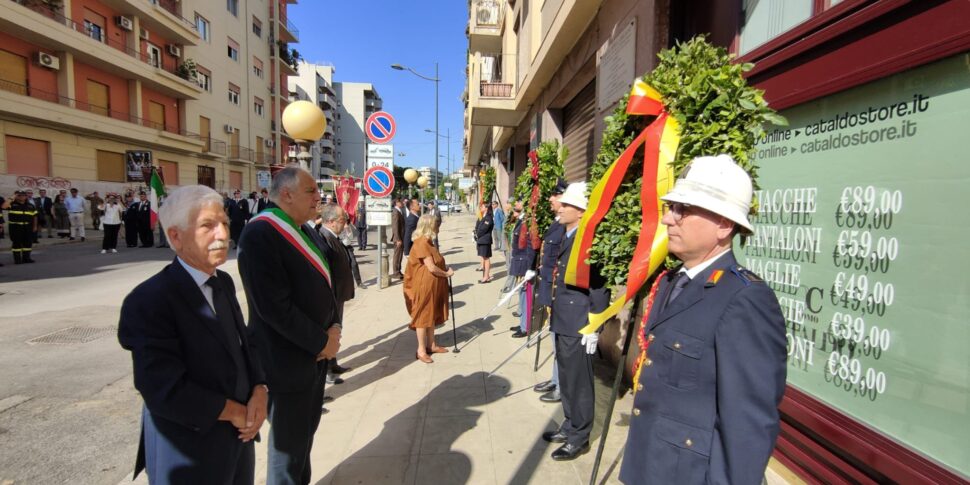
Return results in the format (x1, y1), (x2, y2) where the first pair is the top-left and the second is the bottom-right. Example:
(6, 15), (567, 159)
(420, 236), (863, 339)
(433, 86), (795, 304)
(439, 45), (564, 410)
(565, 80), (680, 334)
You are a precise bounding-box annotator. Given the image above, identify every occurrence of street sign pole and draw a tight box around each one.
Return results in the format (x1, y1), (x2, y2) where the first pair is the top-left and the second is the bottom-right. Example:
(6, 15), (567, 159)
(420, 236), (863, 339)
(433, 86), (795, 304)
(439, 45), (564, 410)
(378, 225), (389, 289)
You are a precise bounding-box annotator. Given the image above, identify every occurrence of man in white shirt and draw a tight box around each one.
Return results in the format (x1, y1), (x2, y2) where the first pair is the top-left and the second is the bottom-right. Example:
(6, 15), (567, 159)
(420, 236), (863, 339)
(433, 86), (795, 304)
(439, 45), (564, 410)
(64, 188), (86, 241)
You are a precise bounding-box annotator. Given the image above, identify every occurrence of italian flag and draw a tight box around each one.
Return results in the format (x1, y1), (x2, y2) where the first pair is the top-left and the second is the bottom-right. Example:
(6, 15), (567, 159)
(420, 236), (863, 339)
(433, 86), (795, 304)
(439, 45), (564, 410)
(149, 167), (166, 229)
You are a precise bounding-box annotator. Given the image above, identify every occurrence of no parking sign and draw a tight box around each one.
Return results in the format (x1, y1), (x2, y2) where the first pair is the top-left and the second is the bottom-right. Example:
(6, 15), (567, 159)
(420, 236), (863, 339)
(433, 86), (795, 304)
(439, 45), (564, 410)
(363, 166), (395, 198)
(365, 111), (396, 144)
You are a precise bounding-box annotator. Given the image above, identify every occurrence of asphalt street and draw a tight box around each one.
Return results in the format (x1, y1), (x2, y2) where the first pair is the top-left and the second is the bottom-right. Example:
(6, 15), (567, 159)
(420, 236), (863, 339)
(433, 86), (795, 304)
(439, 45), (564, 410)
(0, 232), (177, 484)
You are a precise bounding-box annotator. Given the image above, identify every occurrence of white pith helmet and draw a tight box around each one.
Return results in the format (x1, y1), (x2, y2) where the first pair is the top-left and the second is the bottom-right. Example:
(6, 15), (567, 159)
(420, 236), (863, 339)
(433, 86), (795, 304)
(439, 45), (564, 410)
(558, 182), (588, 210)
(660, 154), (754, 234)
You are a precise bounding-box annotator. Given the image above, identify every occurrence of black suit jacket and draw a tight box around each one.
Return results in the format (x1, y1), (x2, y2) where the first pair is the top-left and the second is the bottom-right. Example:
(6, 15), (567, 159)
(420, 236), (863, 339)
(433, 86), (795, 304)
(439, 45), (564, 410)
(237, 203), (338, 392)
(124, 201), (140, 224)
(403, 212), (418, 254)
(118, 260), (265, 477)
(257, 197), (269, 212)
(318, 226), (355, 304)
(33, 196), (53, 217)
(550, 230), (610, 336)
(474, 211), (494, 245)
(137, 201), (151, 227)
(228, 199), (249, 225)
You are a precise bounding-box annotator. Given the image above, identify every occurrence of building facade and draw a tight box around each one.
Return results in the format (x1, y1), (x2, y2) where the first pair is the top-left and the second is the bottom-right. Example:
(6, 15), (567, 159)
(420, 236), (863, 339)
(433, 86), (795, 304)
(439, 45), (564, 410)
(464, 0), (970, 483)
(333, 80), (381, 178)
(0, 0), (300, 198)
(287, 60), (337, 179)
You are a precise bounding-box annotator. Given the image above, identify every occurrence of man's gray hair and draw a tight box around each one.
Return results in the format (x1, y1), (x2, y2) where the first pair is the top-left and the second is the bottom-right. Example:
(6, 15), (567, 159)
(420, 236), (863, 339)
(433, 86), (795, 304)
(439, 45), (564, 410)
(320, 203), (344, 223)
(270, 165), (311, 201)
(158, 185), (224, 231)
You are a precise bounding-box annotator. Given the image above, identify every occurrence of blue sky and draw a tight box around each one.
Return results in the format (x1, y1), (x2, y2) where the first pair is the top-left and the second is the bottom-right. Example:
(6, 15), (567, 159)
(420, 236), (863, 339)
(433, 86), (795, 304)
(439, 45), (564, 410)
(289, 1), (469, 175)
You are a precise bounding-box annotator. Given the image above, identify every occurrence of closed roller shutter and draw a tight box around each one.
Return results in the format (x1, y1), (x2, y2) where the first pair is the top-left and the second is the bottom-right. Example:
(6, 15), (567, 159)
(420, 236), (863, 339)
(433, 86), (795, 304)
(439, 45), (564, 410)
(561, 81), (596, 182)
(96, 150), (125, 182)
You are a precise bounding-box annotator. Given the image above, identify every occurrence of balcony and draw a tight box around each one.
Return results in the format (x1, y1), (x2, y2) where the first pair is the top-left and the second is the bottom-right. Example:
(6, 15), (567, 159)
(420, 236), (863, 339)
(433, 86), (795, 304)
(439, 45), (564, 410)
(97, 0), (201, 46)
(0, 78), (203, 153)
(273, 44), (299, 76)
(2, 1), (203, 100)
(228, 145), (255, 164)
(318, 138), (334, 150)
(272, 5), (299, 43)
(466, 52), (524, 171)
(468, 0), (503, 52)
(203, 138), (227, 156)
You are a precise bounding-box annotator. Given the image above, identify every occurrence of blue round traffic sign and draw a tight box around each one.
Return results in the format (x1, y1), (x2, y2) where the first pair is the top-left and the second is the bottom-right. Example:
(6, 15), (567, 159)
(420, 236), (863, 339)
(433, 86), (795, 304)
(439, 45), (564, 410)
(364, 166), (395, 197)
(365, 111), (396, 144)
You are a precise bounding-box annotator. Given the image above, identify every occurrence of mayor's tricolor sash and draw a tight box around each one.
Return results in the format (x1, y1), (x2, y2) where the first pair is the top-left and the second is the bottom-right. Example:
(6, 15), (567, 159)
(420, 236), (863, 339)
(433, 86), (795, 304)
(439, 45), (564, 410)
(250, 208), (332, 287)
(565, 80), (680, 334)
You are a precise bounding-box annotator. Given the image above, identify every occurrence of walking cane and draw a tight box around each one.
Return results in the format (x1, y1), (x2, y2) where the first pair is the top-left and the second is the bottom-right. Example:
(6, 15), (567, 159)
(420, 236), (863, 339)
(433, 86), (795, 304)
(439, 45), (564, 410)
(588, 294), (643, 485)
(448, 276), (460, 353)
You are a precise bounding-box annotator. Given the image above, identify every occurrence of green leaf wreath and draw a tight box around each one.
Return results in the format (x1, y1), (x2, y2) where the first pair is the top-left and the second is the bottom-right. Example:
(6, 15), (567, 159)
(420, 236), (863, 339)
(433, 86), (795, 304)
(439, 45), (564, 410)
(480, 166), (496, 206)
(588, 36), (786, 287)
(506, 140), (567, 242)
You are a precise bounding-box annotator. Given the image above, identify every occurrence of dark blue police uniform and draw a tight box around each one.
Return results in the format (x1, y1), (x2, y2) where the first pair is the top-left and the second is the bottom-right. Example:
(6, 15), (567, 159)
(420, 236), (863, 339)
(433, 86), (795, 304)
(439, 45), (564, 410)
(550, 229), (610, 448)
(619, 251), (787, 485)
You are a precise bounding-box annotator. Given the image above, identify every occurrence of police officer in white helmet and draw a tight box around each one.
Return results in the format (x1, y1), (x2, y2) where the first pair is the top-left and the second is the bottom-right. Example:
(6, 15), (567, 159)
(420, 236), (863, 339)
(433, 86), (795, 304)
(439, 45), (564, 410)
(619, 155), (787, 485)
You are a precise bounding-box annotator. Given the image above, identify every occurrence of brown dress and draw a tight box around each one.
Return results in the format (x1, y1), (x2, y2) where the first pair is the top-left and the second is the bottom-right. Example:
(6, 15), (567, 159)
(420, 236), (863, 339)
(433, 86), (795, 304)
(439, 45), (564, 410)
(403, 237), (449, 329)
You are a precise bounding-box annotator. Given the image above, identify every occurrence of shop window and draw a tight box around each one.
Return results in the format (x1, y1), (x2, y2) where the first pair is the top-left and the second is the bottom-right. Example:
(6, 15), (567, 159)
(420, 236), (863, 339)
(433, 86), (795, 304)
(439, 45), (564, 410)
(739, 0), (813, 55)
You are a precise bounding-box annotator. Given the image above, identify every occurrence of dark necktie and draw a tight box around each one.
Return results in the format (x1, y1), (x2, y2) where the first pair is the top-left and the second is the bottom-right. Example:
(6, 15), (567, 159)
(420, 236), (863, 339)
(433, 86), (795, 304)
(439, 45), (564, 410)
(206, 276), (251, 402)
(661, 272), (691, 313)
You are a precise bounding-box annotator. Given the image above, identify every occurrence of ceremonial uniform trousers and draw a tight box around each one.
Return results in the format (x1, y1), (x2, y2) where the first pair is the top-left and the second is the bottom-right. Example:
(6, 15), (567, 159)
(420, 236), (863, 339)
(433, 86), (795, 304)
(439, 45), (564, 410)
(537, 221), (565, 385)
(8, 203), (37, 263)
(549, 232), (609, 447)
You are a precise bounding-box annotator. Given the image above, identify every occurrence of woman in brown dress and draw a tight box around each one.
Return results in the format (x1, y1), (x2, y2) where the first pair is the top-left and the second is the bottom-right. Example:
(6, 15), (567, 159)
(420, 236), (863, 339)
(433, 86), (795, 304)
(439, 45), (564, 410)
(403, 214), (454, 363)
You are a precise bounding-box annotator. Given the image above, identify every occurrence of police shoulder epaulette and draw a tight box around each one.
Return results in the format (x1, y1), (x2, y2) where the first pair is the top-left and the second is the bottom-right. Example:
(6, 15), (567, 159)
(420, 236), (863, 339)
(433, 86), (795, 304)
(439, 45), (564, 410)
(730, 266), (764, 285)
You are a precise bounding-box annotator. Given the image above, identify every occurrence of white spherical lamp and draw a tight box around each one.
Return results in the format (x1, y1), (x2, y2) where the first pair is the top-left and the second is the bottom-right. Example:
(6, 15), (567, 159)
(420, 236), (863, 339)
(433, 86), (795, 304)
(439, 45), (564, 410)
(404, 168), (419, 184)
(282, 100), (326, 142)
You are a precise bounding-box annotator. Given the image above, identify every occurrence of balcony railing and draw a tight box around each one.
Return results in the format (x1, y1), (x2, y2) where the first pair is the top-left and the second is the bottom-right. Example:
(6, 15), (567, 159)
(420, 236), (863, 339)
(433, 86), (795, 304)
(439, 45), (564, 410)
(472, 0), (503, 28)
(11, 0), (197, 82)
(152, 0), (199, 33)
(229, 145), (255, 162)
(0, 77), (201, 139)
(203, 138), (227, 155)
(477, 54), (516, 98)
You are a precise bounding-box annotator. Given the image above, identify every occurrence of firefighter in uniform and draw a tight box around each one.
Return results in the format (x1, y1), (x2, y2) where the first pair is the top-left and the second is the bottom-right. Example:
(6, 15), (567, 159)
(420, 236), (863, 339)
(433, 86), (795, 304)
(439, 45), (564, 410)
(541, 182), (610, 461)
(8, 190), (38, 264)
(619, 155), (787, 485)
(532, 178), (568, 402)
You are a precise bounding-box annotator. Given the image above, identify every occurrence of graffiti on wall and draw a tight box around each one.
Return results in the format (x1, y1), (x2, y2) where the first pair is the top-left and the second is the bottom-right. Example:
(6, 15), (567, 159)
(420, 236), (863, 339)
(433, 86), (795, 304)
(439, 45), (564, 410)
(16, 176), (73, 190)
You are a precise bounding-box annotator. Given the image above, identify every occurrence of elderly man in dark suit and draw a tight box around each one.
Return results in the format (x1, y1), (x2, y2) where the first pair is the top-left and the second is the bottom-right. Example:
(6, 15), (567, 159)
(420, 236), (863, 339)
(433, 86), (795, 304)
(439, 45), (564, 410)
(619, 155), (787, 485)
(238, 166), (340, 485)
(389, 198), (406, 278)
(118, 185), (267, 484)
(541, 182), (610, 461)
(402, 199), (420, 257)
(316, 204), (355, 383)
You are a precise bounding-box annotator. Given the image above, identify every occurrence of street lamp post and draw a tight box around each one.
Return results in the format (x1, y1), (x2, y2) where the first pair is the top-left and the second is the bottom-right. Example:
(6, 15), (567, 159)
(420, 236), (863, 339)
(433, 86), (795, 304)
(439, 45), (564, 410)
(391, 62), (439, 198)
(425, 128), (450, 214)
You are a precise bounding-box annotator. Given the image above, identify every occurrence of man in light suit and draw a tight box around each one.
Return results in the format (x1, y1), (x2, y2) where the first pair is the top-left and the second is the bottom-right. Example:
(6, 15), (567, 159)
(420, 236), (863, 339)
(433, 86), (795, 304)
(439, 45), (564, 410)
(542, 183), (610, 461)
(619, 155), (787, 484)
(118, 185), (267, 484)
(390, 198), (405, 279)
(238, 166), (340, 485)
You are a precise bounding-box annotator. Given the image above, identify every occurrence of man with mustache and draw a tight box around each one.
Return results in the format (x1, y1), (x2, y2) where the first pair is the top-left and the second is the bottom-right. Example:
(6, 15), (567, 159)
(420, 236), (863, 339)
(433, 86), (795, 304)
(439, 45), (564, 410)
(238, 166), (340, 485)
(118, 185), (267, 483)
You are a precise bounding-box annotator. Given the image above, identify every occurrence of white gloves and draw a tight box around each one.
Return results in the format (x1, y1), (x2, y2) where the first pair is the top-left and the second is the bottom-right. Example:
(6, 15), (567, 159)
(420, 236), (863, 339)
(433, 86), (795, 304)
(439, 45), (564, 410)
(581, 333), (599, 354)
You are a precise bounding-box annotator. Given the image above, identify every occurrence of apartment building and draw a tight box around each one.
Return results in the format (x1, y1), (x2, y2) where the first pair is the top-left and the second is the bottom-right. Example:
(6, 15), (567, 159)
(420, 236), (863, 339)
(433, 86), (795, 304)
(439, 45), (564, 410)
(333, 81), (382, 178)
(463, 0), (664, 198)
(287, 60), (337, 179)
(288, 62), (383, 179)
(0, 0), (299, 198)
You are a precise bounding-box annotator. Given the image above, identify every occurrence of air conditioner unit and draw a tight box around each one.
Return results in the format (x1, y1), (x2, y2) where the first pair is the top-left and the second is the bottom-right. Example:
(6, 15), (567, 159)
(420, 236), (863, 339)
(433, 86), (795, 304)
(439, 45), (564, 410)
(265, 139), (275, 148)
(224, 124), (236, 134)
(35, 52), (59, 70)
(116, 16), (134, 31)
(166, 45), (181, 57)
(139, 28), (149, 40)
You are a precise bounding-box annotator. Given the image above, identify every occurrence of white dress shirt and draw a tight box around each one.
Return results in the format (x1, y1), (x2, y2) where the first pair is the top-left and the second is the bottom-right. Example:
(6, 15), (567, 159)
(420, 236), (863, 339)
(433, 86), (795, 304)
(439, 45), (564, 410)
(177, 257), (216, 313)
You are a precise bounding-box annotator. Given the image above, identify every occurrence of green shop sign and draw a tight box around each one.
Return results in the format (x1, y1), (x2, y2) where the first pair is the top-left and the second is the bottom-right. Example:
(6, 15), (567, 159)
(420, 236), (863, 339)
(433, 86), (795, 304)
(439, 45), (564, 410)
(738, 53), (970, 476)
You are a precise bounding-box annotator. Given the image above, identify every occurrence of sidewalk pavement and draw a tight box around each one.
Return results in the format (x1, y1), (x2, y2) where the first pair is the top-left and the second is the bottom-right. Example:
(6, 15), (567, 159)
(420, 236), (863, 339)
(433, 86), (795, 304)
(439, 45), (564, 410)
(248, 213), (634, 485)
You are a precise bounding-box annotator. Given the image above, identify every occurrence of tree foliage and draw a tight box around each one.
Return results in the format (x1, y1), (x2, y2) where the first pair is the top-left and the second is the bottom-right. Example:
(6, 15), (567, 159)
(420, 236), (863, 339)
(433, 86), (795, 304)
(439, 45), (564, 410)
(588, 36), (786, 287)
(507, 140), (567, 240)
(480, 166), (496, 205)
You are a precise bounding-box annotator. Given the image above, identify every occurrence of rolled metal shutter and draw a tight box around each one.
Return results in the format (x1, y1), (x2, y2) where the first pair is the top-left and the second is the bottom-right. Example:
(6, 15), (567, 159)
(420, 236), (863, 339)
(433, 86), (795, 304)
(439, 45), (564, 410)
(561, 81), (596, 182)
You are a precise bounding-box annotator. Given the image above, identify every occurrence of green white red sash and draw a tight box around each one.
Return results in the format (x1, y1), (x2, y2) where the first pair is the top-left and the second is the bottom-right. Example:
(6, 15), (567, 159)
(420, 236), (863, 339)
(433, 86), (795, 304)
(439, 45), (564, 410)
(250, 208), (331, 287)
